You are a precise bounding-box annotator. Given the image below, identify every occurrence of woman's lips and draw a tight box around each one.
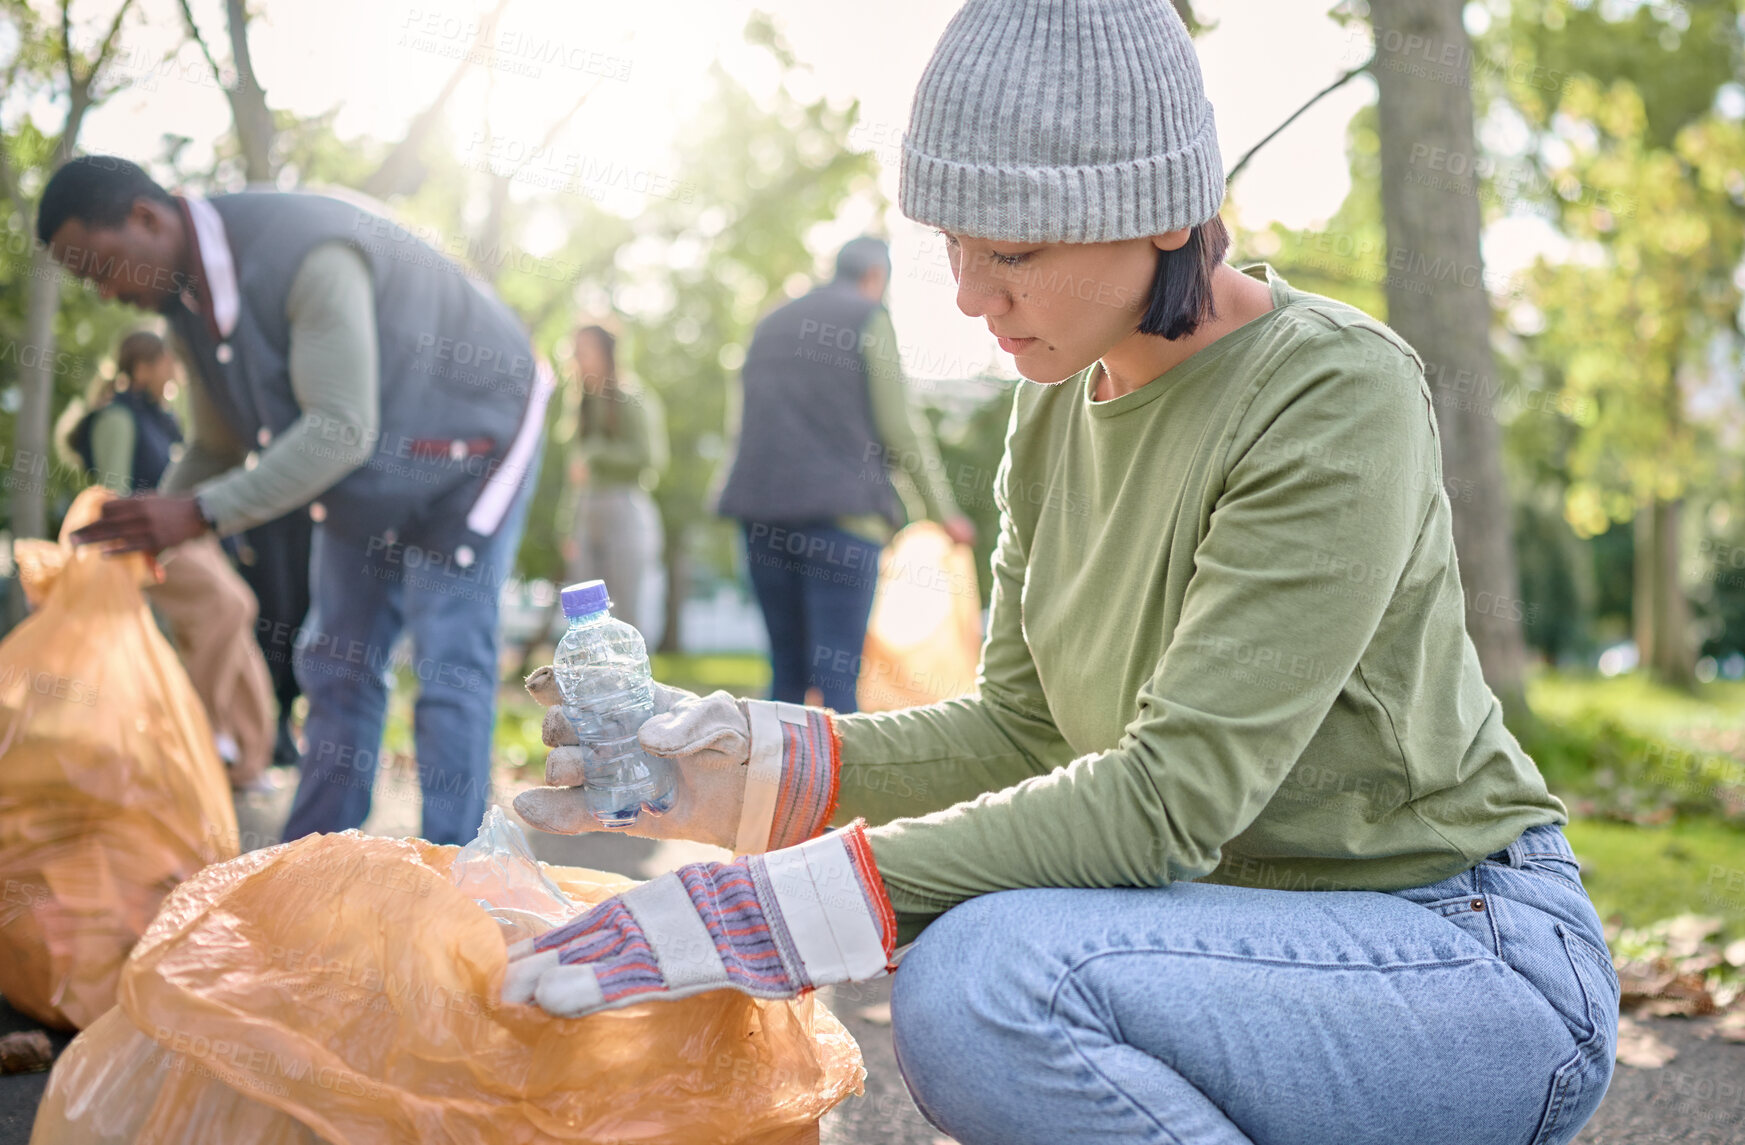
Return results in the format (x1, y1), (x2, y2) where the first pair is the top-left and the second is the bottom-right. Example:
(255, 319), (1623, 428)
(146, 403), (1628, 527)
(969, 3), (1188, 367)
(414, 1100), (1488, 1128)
(996, 334), (1039, 354)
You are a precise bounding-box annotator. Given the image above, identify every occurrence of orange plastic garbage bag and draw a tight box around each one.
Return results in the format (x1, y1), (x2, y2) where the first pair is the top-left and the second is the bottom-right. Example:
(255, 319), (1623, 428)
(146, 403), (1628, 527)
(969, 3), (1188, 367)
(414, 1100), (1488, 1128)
(31, 815), (863, 1144)
(0, 488), (239, 1029)
(857, 521), (983, 711)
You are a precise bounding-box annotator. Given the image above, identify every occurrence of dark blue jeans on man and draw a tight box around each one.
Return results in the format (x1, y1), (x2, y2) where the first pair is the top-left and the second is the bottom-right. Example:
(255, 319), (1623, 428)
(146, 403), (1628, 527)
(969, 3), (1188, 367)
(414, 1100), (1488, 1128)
(742, 520), (882, 713)
(283, 463), (537, 846)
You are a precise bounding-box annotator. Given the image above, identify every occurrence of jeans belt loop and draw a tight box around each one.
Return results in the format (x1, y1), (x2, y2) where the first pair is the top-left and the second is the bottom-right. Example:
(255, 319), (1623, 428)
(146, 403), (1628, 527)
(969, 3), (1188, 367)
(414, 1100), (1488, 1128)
(1485, 831), (1528, 868)
(1504, 833), (1529, 868)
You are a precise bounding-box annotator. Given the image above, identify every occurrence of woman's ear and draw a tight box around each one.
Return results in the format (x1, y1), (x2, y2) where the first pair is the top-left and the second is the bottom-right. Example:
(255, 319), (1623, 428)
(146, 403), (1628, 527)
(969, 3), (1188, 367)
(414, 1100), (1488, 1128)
(1151, 228), (1192, 253)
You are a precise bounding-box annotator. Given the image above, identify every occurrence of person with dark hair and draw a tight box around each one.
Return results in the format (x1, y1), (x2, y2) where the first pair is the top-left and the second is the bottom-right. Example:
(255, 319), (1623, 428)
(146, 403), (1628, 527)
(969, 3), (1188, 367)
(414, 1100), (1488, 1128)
(61, 328), (276, 788)
(39, 155), (550, 846)
(509, 3), (1617, 1144)
(66, 330), (181, 496)
(561, 323), (667, 643)
(715, 234), (977, 713)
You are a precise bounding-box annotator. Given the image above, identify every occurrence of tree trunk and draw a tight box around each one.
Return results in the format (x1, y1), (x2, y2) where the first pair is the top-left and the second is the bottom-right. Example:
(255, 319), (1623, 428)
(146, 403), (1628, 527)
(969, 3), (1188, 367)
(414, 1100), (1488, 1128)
(9, 245), (61, 541)
(477, 170), (511, 284)
(1632, 506), (1655, 670)
(1635, 497), (1694, 688)
(659, 526), (685, 654)
(1369, 0), (1532, 726)
(11, 87), (92, 541)
(223, 0), (274, 183)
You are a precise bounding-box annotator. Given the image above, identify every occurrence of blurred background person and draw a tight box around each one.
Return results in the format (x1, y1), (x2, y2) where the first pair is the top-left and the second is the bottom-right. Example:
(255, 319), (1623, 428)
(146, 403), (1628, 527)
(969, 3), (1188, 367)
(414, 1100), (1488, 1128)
(232, 489), (313, 770)
(716, 235), (975, 713)
(561, 323), (668, 645)
(62, 329), (275, 788)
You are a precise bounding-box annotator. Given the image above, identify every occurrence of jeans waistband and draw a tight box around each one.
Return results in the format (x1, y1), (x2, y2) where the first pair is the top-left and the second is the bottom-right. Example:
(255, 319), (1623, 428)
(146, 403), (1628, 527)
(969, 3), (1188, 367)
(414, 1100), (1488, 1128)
(1484, 821), (1574, 868)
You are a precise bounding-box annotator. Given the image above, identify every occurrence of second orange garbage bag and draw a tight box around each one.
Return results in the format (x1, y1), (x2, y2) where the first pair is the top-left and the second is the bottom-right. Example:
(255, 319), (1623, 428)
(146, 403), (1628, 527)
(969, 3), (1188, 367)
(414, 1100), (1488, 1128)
(32, 816), (863, 1144)
(857, 520), (984, 712)
(0, 487), (239, 1029)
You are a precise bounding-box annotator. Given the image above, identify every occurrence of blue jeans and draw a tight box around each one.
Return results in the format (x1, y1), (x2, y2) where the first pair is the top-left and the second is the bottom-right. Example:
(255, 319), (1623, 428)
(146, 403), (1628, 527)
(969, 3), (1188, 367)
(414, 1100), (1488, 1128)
(741, 520), (882, 713)
(891, 822), (1619, 1145)
(282, 476), (535, 846)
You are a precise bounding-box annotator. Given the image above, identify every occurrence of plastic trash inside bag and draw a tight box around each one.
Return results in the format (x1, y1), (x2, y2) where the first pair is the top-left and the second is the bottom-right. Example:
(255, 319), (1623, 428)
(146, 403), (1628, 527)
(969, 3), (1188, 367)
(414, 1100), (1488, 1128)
(450, 805), (575, 944)
(857, 521), (984, 712)
(0, 488), (240, 1030)
(30, 813), (864, 1145)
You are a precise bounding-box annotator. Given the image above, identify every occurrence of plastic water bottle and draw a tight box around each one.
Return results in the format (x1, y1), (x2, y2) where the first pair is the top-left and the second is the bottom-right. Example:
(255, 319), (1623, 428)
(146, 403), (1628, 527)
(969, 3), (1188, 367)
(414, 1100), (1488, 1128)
(552, 580), (674, 827)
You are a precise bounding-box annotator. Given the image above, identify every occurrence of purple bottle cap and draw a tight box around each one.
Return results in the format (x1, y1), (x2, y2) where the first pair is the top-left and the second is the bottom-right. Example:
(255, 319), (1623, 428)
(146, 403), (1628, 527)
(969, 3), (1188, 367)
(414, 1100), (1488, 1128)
(560, 580), (611, 618)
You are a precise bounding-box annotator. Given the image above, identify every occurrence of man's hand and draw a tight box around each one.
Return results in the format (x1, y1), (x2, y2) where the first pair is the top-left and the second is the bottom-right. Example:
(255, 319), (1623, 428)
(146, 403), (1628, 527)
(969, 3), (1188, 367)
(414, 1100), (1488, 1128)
(68, 493), (208, 556)
(943, 515), (977, 547)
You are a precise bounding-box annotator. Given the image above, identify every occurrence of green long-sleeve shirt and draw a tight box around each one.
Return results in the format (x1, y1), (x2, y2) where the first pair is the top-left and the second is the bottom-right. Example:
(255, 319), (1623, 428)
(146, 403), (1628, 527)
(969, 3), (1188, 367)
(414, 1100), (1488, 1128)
(836, 264), (1566, 940)
(574, 380), (668, 491)
(88, 404), (139, 495)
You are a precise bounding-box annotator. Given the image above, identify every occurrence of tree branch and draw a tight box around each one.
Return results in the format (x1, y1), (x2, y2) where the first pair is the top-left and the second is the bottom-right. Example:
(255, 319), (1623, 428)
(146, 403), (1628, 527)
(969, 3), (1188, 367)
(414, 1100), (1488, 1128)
(1225, 54), (1372, 186)
(59, 0), (74, 85)
(60, 0), (137, 125)
(87, 0), (135, 75)
(175, 0), (223, 84)
(505, 83), (600, 183)
(361, 0), (512, 198)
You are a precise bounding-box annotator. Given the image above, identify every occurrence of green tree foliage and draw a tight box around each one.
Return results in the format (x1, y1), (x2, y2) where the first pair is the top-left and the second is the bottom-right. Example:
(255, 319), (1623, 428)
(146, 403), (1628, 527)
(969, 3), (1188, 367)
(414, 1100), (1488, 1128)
(607, 33), (881, 646)
(1234, 103), (1388, 317)
(1231, 2), (1745, 674)
(1490, 0), (1745, 678)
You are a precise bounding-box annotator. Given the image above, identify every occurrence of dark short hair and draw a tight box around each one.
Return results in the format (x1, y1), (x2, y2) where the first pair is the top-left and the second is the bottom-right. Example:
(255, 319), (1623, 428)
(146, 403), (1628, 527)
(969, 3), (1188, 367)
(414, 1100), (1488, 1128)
(35, 155), (175, 246)
(1137, 215), (1231, 340)
(116, 329), (168, 378)
(834, 236), (891, 283)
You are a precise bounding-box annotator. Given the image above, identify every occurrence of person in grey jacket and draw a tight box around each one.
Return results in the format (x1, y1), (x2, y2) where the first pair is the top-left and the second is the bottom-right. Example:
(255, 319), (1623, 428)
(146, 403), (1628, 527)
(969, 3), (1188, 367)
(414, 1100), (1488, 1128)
(716, 237), (975, 712)
(39, 156), (550, 846)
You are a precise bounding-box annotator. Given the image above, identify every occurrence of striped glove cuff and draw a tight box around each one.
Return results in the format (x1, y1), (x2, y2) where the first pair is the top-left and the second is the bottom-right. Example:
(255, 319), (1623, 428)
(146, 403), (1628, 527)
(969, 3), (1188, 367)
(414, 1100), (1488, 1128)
(735, 701), (841, 853)
(503, 820), (895, 1019)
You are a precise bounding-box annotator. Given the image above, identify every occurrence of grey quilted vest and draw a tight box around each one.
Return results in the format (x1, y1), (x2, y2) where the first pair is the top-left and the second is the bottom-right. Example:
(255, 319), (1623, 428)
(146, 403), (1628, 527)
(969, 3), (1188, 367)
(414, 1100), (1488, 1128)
(165, 191), (538, 557)
(715, 282), (902, 527)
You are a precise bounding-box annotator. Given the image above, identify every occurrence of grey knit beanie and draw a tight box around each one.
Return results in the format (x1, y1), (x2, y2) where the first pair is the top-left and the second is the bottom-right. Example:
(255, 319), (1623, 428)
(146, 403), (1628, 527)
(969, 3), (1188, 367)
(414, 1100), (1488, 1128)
(899, 0), (1224, 244)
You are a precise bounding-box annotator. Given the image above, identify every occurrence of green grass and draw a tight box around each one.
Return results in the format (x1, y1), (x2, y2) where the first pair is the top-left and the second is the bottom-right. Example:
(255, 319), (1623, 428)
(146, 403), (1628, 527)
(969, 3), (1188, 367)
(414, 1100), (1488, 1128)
(1520, 670), (1745, 825)
(1563, 817), (1745, 942)
(1529, 672), (1745, 744)
(1519, 671), (1745, 937)
(649, 652), (771, 697)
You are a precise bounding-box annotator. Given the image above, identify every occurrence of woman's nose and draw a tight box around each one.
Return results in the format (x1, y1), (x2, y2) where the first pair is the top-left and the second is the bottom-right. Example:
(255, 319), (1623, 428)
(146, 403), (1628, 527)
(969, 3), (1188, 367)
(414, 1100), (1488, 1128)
(954, 255), (1011, 320)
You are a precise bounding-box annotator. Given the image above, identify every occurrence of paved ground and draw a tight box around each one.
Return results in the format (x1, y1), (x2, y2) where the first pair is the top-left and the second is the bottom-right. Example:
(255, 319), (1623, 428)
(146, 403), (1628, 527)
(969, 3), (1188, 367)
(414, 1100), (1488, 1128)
(2, 762), (1740, 1144)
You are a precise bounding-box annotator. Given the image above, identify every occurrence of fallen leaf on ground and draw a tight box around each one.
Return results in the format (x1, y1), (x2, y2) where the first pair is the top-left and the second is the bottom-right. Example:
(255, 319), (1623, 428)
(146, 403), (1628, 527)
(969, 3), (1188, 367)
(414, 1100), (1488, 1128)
(1662, 915), (1725, 959)
(1615, 1015), (1678, 1068)
(1709, 1010), (1745, 1043)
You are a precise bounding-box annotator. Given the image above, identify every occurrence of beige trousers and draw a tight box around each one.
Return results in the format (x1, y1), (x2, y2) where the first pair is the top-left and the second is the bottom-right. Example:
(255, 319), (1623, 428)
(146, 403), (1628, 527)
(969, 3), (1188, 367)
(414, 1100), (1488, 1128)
(567, 485), (665, 643)
(146, 534), (276, 788)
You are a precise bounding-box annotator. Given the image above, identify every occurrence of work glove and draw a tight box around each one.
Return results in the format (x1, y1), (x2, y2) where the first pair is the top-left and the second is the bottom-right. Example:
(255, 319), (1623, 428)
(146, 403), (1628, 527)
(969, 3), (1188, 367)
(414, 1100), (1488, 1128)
(502, 820), (894, 1018)
(512, 668), (841, 854)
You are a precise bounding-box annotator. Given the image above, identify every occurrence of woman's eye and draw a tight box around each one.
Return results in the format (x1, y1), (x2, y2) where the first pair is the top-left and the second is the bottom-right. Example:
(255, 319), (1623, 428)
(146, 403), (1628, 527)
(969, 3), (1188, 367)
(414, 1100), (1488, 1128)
(992, 251), (1028, 267)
